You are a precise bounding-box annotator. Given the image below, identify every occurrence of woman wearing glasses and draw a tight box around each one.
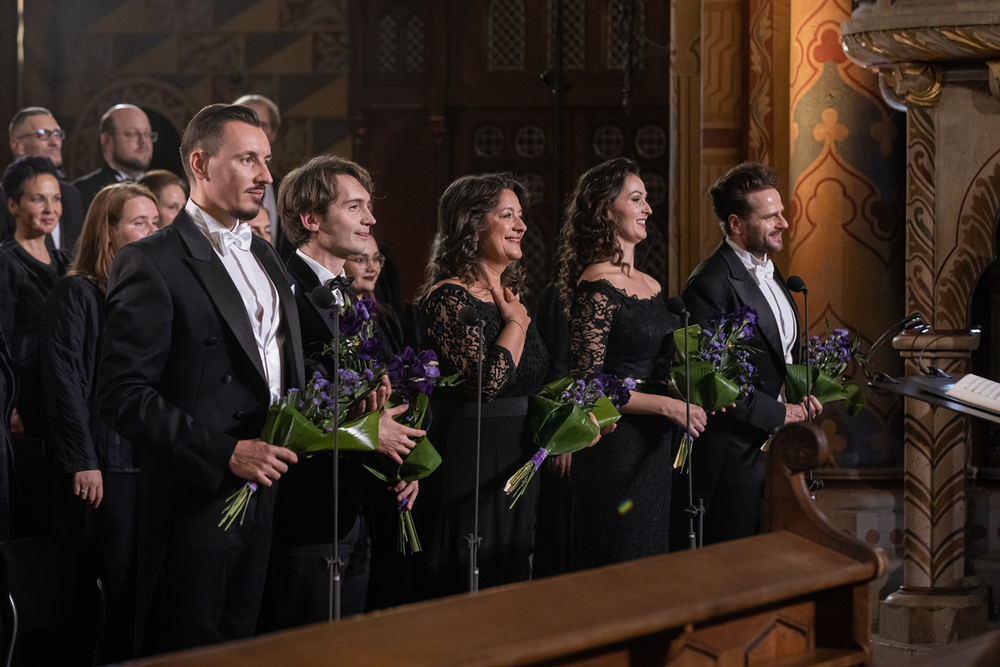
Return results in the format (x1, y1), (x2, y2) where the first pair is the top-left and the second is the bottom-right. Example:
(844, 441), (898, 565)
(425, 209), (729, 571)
(342, 233), (405, 355)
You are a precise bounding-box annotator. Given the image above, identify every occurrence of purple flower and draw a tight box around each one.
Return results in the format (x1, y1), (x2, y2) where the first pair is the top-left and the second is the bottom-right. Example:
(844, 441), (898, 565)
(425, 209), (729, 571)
(338, 309), (363, 337)
(589, 373), (634, 409)
(387, 347), (442, 399)
(357, 336), (382, 361)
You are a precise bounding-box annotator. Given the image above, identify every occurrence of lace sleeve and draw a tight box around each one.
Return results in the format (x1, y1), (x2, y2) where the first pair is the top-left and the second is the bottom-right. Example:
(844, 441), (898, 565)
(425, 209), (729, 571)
(569, 281), (620, 379)
(423, 285), (515, 401)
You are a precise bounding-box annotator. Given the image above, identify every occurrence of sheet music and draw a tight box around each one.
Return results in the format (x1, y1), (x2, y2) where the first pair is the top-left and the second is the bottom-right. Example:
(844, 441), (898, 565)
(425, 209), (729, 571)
(946, 373), (1000, 413)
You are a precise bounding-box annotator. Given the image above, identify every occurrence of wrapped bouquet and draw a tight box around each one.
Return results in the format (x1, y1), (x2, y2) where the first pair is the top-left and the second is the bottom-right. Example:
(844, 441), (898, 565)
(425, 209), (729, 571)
(671, 305), (760, 471)
(504, 374), (631, 507)
(785, 327), (866, 416)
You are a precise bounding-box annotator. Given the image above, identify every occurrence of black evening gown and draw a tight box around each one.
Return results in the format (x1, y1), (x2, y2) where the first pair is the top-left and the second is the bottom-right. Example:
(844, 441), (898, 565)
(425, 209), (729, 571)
(418, 283), (548, 599)
(569, 279), (680, 568)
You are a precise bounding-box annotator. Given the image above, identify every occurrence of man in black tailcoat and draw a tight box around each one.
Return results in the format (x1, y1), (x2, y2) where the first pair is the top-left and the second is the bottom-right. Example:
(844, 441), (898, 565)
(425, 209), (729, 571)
(261, 155), (421, 625)
(671, 162), (821, 547)
(97, 104), (303, 656)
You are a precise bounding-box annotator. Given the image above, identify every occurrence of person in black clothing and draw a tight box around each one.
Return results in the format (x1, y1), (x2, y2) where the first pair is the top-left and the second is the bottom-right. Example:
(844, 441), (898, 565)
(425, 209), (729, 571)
(556, 158), (706, 568)
(72, 105), (155, 210)
(0, 157), (72, 538)
(0, 326), (15, 542)
(4, 107), (85, 252)
(41, 182), (158, 662)
(671, 162), (821, 547)
(264, 154), (422, 625)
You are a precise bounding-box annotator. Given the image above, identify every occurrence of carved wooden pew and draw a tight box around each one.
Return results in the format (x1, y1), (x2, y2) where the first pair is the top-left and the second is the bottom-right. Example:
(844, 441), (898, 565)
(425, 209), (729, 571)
(136, 422), (887, 667)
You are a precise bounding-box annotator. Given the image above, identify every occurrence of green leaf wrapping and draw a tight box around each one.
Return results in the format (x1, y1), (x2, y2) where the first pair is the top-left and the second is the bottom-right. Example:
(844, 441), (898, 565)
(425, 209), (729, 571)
(784, 364), (866, 417)
(672, 325), (702, 366)
(363, 392), (443, 485)
(670, 360), (741, 412)
(261, 403), (380, 455)
(529, 377), (622, 455)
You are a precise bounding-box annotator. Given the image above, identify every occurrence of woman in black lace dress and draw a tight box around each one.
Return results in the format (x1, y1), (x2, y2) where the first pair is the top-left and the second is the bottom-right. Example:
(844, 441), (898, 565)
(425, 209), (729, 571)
(556, 158), (708, 568)
(416, 173), (548, 598)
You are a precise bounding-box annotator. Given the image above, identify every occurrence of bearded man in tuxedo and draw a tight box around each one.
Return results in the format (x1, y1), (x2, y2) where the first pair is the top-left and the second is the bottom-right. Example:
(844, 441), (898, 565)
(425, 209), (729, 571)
(671, 162), (821, 547)
(98, 104), (303, 656)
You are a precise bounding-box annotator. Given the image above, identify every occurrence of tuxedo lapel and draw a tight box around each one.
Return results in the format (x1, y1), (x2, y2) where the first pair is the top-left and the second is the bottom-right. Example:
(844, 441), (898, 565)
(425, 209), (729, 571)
(719, 243), (784, 364)
(252, 238), (304, 389)
(287, 253), (340, 338)
(173, 211), (267, 382)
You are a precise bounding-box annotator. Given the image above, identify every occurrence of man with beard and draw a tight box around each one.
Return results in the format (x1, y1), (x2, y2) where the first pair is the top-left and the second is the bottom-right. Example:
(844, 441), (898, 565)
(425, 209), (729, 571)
(97, 104), (303, 656)
(73, 105), (155, 210)
(671, 161), (821, 547)
(2, 107), (85, 250)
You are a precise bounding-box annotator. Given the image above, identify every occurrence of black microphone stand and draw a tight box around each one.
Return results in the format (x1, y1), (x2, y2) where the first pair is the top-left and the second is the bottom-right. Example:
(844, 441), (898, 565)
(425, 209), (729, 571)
(310, 284), (343, 623)
(458, 306), (483, 594)
(680, 309), (704, 549)
(789, 277), (821, 499)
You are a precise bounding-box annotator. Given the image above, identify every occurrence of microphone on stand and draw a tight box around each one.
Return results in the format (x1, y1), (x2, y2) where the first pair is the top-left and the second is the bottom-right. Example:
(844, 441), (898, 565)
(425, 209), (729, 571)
(786, 277), (810, 423)
(311, 284), (343, 622)
(457, 304), (483, 593)
(864, 314), (927, 382)
(786, 276), (821, 498)
(667, 296), (703, 549)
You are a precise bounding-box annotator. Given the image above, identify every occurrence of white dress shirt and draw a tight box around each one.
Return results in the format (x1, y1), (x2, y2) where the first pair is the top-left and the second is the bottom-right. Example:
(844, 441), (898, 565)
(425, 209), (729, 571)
(187, 199), (284, 402)
(725, 237), (797, 363)
(295, 248), (347, 308)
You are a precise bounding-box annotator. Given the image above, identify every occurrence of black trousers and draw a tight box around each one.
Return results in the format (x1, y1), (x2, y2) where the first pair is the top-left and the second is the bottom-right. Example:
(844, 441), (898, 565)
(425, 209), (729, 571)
(140, 484), (275, 656)
(263, 512), (371, 629)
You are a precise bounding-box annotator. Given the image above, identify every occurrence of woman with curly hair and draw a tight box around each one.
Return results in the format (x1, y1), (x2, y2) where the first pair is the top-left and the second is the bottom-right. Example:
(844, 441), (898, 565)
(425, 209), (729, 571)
(556, 157), (707, 568)
(415, 173), (548, 597)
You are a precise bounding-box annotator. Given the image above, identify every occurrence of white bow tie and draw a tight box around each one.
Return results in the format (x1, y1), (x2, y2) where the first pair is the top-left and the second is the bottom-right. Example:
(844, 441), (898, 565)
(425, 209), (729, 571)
(750, 259), (774, 282)
(216, 224), (252, 256)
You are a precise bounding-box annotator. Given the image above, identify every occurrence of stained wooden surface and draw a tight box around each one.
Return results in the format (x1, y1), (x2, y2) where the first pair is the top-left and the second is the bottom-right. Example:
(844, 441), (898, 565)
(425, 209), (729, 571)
(135, 530), (876, 667)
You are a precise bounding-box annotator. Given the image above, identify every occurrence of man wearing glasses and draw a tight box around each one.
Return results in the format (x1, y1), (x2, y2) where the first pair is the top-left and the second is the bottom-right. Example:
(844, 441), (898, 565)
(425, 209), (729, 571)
(73, 104), (158, 210)
(2, 106), (85, 251)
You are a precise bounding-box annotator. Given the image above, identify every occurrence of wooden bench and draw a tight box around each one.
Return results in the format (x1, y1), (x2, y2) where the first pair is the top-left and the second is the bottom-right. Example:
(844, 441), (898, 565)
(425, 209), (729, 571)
(137, 421), (887, 667)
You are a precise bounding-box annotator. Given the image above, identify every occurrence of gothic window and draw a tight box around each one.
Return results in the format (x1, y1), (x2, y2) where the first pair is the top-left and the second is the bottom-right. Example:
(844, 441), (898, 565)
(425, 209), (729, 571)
(376, 14), (398, 74)
(606, 0), (646, 70)
(473, 124), (506, 158)
(592, 124), (625, 159)
(404, 14), (426, 73)
(514, 125), (546, 159)
(488, 0), (526, 71)
(546, 0), (585, 70)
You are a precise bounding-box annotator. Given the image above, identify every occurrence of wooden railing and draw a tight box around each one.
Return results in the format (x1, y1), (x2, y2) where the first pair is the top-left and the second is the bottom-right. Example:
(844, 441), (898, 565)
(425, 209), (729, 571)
(138, 422), (887, 667)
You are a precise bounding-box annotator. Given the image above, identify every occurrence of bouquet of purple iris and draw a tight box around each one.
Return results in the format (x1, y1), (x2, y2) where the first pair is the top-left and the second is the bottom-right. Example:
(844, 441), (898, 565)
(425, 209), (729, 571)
(671, 306), (760, 471)
(504, 373), (630, 506)
(784, 326), (866, 416)
(363, 346), (463, 554)
(220, 299), (386, 530)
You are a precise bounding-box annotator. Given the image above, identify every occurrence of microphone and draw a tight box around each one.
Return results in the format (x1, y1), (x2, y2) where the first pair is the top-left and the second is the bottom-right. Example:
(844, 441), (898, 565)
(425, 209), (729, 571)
(666, 296), (702, 549)
(311, 284), (337, 310)
(458, 305), (482, 327)
(459, 303), (483, 592)
(787, 276), (821, 497)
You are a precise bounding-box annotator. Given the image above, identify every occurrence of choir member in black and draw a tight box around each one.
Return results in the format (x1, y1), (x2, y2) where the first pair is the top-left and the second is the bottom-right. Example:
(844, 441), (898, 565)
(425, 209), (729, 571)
(344, 233), (405, 355)
(556, 158), (707, 568)
(0, 156), (71, 536)
(415, 173), (548, 597)
(41, 182), (159, 662)
(0, 326), (14, 541)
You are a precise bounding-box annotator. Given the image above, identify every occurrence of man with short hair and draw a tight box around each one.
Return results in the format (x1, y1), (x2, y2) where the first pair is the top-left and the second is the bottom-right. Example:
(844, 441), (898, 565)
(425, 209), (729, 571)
(263, 155), (420, 626)
(671, 161), (821, 548)
(97, 104), (303, 655)
(233, 95), (292, 258)
(73, 104), (156, 210)
(3, 107), (85, 250)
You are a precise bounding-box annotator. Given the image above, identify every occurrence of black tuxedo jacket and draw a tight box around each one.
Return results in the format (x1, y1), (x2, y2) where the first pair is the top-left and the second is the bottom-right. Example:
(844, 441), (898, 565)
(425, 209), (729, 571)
(97, 209), (304, 642)
(682, 240), (800, 439)
(0, 180), (85, 253)
(276, 251), (365, 544)
(675, 240), (801, 544)
(72, 162), (121, 211)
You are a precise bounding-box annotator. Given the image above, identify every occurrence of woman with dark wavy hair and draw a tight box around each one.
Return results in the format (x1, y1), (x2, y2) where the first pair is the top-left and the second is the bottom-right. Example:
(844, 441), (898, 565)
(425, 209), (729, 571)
(415, 173), (548, 597)
(556, 157), (707, 568)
